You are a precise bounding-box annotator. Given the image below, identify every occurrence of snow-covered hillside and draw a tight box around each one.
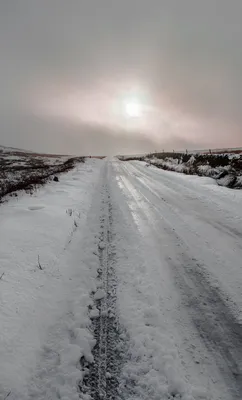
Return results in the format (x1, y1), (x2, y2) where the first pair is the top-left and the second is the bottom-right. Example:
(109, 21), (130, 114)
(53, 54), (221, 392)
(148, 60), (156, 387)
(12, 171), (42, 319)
(0, 146), (84, 201)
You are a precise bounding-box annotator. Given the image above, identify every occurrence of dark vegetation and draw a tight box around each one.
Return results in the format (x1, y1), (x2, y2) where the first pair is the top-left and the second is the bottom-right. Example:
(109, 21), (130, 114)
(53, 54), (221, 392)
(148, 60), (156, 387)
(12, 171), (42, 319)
(0, 149), (85, 201)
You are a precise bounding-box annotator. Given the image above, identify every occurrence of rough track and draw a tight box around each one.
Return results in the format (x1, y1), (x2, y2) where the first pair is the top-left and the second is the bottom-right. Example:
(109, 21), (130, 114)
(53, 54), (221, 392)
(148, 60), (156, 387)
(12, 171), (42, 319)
(82, 172), (123, 400)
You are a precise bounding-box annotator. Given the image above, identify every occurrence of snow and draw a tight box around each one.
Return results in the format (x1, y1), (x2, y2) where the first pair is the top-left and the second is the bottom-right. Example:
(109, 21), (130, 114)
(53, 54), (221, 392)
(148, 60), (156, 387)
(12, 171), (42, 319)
(1, 154), (23, 160)
(111, 159), (242, 400)
(93, 288), (106, 300)
(235, 175), (242, 186)
(1, 156), (242, 399)
(0, 159), (103, 399)
(186, 154), (196, 165)
(90, 308), (100, 319)
(0, 145), (28, 153)
(216, 173), (235, 187)
(98, 241), (105, 250)
(145, 155), (242, 188)
(28, 205), (45, 210)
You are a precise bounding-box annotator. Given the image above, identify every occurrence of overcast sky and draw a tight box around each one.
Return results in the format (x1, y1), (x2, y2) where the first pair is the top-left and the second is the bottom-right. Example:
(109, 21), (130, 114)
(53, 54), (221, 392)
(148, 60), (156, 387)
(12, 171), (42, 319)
(0, 1), (241, 155)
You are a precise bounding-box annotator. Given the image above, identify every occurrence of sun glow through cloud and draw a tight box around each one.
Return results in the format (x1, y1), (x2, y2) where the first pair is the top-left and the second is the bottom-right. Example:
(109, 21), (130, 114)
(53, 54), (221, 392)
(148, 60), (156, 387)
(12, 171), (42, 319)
(124, 100), (142, 118)
(33, 82), (150, 130)
(32, 80), (200, 146)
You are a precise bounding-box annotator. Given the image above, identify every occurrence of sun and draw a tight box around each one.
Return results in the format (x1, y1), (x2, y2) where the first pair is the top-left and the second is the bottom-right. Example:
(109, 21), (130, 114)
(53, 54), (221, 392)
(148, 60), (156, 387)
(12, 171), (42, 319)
(124, 101), (142, 118)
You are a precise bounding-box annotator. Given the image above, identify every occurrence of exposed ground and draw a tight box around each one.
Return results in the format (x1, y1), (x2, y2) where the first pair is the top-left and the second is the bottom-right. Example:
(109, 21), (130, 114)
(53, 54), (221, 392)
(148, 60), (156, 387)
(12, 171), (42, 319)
(0, 146), (84, 201)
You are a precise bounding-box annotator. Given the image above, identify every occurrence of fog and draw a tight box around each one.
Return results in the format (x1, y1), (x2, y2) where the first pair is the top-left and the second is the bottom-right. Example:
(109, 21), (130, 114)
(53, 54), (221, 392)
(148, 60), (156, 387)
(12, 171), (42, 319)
(0, 1), (241, 154)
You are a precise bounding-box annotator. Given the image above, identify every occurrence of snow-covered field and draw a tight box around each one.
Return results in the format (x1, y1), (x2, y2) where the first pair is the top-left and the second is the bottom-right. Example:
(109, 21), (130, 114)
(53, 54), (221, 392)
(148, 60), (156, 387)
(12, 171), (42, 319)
(0, 146), (83, 201)
(1, 157), (242, 399)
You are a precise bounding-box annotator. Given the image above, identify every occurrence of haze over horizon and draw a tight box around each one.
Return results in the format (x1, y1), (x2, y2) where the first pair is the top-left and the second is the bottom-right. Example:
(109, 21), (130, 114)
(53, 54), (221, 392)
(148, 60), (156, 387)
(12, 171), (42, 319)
(0, 1), (242, 155)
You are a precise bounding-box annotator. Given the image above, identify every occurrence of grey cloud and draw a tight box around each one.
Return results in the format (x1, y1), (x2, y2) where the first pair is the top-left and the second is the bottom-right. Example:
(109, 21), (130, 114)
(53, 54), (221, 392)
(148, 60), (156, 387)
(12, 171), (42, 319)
(0, 1), (241, 154)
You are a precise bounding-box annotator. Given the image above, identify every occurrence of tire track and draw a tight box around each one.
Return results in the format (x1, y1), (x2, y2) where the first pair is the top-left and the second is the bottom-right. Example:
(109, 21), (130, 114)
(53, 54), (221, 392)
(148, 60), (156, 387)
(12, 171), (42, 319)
(171, 253), (242, 399)
(118, 162), (242, 399)
(81, 180), (124, 400)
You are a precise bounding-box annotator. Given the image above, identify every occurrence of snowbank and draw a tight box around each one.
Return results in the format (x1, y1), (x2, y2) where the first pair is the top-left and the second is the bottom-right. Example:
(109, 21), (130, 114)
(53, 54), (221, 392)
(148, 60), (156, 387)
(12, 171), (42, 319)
(144, 153), (242, 189)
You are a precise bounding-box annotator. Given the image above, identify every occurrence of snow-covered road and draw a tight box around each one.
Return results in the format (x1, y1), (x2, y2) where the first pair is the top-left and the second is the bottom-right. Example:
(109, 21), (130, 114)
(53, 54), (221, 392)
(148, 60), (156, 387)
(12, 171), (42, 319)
(1, 158), (242, 400)
(111, 159), (242, 400)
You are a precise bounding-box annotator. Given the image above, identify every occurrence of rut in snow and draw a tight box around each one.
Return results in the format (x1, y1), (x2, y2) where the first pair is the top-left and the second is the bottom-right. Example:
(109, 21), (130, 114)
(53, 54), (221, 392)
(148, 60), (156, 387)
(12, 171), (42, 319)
(169, 249), (242, 399)
(81, 184), (125, 400)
